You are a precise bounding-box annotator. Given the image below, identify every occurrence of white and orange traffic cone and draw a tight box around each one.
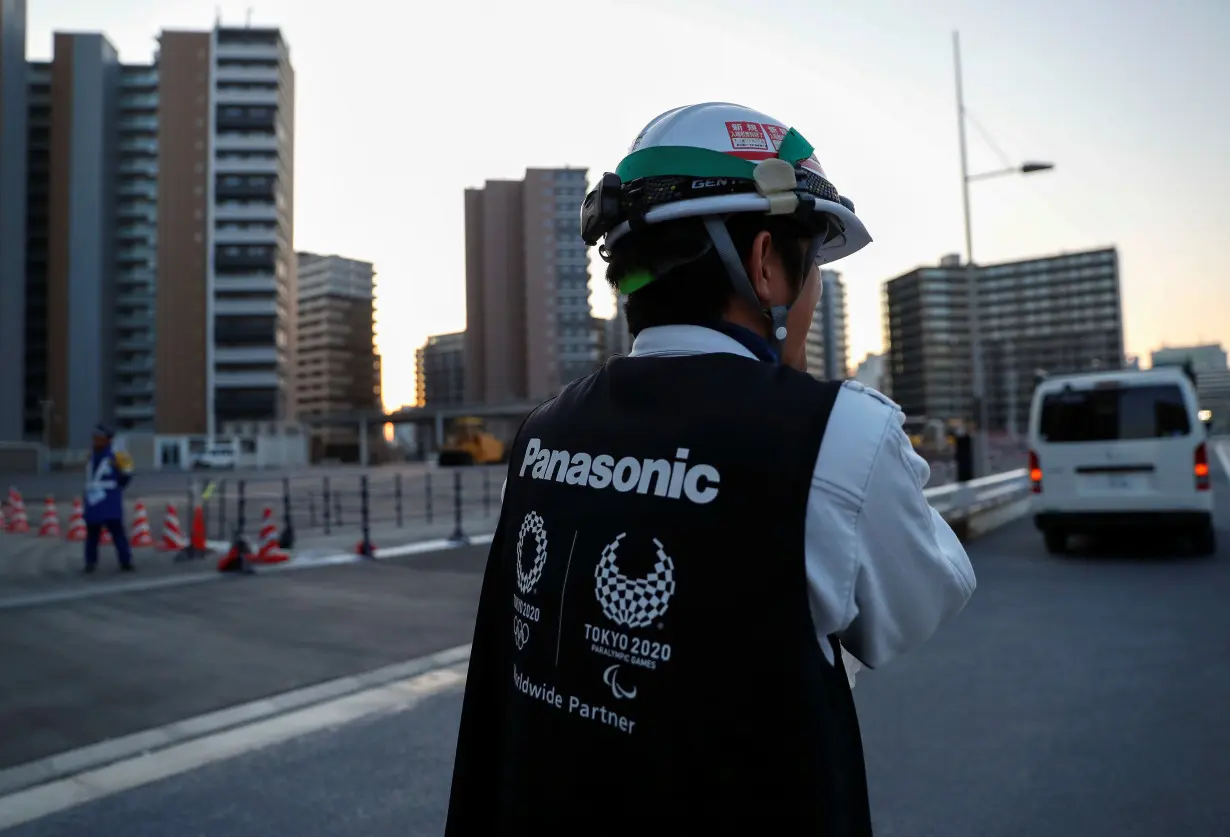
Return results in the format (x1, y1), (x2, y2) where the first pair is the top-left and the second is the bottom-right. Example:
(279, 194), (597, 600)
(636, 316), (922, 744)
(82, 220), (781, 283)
(158, 503), (187, 551)
(38, 496), (61, 538)
(254, 507), (289, 563)
(100, 525), (113, 545)
(6, 488), (29, 533)
(129, 502), (155, 547)
(65, 498), (87, 542)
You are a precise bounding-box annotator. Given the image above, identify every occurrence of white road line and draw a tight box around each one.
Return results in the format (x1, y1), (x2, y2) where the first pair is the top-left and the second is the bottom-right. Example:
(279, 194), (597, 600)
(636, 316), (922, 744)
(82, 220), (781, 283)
(0, 646), (472, 832)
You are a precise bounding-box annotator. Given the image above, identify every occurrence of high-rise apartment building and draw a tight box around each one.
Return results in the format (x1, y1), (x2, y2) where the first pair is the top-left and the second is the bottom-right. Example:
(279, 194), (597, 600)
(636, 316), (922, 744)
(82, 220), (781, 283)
(295, 252), (380, 458)
(464, 167), (598, 404)
(4, 21), (295, 447)
(883, 247), (1123, 432)
(21, 36), (159, 447)
(177, 25), (296, 435)
(415, 331), (465, 407)
(0, 0), (29, 441)
(804, 269), (849, 380)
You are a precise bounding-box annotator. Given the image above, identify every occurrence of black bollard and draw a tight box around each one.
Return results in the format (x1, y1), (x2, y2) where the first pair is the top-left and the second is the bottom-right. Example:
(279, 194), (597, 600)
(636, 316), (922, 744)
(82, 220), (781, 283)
(357, 474), (375, 559)
(449, 470), (468, 545)
(279, 476), (296, 549)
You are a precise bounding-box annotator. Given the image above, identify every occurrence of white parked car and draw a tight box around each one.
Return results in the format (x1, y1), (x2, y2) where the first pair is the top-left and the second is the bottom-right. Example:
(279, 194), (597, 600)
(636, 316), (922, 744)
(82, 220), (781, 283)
(1028, 366), (1215, 555)
(193, 443), (238, 470)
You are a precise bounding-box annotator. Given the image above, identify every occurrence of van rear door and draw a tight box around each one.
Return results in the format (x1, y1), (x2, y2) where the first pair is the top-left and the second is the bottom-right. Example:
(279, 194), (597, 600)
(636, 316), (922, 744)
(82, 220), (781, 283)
(1036, 382), (1195, 506)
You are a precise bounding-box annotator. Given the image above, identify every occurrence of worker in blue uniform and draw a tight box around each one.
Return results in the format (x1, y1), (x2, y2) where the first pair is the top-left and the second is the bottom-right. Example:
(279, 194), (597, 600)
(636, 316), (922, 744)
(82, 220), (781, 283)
(84, 424), (135, 573)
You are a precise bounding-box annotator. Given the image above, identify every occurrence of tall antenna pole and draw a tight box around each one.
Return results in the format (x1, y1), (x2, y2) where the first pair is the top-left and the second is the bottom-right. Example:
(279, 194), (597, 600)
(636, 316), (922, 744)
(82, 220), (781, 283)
(954, 29), (989, 477)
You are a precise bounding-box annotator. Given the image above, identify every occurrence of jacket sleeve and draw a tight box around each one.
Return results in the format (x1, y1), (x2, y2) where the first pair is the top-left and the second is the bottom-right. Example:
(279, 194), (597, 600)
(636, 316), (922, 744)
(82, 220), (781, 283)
(839, 405), (976, 669)
(444, 524), (510, 836)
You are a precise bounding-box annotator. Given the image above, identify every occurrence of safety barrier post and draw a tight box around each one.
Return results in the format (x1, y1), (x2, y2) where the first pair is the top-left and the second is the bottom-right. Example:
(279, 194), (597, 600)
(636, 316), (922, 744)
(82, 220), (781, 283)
(279, 476), (296, 549)
(216, 480), (227, 543)
(425, 473), (433, 525)
(322, 476), (332, 535)
(449, 470), (468, 545)
(222, 479), (254, 574)
(357, 475), (375, 558)
(394, 473), (404, 528)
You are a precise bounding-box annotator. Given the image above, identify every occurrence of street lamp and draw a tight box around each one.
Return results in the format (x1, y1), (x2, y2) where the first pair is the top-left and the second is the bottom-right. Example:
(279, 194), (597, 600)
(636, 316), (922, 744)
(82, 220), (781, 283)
(953, 30), (1054, 478)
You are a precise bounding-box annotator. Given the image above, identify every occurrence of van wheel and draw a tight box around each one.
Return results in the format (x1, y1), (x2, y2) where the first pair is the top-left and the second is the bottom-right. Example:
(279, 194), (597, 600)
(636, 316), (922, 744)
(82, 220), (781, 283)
(1193, 525), (1217, 556)
(1044, 529), (1068, 555)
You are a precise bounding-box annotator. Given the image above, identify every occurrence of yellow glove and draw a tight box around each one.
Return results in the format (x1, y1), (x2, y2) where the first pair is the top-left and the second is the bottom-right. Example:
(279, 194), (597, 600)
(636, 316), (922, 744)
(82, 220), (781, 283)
(114, 451), (134, 472)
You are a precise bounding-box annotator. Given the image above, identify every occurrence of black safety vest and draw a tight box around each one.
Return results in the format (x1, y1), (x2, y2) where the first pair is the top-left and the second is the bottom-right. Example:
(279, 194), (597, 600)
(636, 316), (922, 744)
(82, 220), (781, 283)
(447, 352), (872, 836)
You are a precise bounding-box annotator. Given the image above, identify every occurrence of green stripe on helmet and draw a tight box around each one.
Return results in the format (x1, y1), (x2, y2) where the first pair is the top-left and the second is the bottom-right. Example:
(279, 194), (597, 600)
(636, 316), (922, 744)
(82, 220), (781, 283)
(614, 128), (817, 183)
(775, 128), (814, 167)
(615, 146), (758, 182)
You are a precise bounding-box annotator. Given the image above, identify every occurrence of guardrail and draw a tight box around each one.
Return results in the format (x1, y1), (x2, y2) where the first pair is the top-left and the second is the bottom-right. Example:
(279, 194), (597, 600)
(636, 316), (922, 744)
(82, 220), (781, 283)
(925, 467), (1030, 538)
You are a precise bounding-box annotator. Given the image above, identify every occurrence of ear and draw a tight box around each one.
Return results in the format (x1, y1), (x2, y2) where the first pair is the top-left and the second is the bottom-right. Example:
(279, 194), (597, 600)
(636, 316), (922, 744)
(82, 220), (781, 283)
(745, 230), (775, 304)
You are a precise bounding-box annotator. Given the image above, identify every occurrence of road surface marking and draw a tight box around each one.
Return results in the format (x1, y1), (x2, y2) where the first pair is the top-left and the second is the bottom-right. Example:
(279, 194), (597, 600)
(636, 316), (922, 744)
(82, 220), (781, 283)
(0, 644), (472, 831)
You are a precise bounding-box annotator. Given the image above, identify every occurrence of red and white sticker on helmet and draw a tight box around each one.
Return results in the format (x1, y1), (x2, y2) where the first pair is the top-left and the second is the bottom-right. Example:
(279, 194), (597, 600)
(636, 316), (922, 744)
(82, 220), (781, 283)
(725, 121), (768, 150)
(761, 124), (788, 151)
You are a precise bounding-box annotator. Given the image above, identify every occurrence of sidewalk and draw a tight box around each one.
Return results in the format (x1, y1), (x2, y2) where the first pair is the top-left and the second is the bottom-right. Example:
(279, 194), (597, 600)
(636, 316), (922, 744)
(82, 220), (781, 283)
(0, 543), (488, 776)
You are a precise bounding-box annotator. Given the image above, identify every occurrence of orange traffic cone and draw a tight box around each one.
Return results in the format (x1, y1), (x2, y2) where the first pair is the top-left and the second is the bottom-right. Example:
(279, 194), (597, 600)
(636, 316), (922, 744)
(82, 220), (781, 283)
(254, 507), (290, 564)
(38, 496), (60, 538)
(6, 488), (29, 533)
(65, 499), (87, 542)
(100, 525), (113, 545)
(130, 502), (155, 547)
(190, 505), (207, 551)
(158, 503), (188, 551)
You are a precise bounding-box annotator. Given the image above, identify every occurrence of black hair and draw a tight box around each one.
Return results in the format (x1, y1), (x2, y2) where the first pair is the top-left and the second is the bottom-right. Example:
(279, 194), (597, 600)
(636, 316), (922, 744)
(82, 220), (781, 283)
(604, 214), (810, 336)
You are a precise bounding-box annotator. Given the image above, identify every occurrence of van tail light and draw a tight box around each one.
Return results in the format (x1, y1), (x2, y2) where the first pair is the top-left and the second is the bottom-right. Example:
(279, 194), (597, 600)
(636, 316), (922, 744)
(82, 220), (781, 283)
(1028, 450), (1042, 493)
(1195, 443), (1210, 491)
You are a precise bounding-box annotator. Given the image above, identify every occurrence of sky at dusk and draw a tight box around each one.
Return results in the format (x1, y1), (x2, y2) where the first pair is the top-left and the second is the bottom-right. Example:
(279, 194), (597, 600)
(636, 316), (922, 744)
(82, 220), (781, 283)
(25, 0), (1230, 409)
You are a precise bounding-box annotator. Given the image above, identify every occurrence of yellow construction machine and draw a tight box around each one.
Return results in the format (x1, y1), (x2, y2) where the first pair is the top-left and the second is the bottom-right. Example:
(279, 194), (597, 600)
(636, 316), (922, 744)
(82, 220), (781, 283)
(438, 416), (506, 466)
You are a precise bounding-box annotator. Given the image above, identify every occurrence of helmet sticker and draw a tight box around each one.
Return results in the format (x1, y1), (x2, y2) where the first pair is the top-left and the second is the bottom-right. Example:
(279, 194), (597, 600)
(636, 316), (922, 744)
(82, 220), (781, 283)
(725, 121), (768, 150)
(761, 123), (788, 150)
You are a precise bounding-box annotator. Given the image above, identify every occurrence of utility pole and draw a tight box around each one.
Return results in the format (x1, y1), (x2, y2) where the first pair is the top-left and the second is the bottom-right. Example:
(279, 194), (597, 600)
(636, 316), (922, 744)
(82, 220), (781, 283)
(954, 30), (990, 478)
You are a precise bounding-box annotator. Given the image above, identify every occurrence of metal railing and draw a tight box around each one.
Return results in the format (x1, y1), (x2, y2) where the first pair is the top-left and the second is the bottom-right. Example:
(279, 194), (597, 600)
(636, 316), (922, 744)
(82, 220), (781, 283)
(191, 463), (1031, 560)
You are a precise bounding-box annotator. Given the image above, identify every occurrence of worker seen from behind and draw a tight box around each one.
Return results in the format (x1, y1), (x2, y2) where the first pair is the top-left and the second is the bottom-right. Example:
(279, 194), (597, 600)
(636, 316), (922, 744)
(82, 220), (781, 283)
(84, 424), (135, 573)
(446, 102), (976, 836)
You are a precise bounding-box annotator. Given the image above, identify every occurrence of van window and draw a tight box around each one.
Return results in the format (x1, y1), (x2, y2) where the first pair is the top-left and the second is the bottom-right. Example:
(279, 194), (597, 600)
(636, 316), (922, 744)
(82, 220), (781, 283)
(1039, 384), (1191, 443)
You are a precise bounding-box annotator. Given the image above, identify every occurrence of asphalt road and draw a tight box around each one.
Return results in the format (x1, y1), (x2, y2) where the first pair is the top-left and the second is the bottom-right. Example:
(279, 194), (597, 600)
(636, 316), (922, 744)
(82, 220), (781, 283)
(0, 545), (490, 771)
(8, 455), (1227, 837)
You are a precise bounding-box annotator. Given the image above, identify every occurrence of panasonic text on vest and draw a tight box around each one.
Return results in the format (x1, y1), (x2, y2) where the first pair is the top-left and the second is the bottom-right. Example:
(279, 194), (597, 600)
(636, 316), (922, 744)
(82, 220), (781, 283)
(519, 438), (720, 504)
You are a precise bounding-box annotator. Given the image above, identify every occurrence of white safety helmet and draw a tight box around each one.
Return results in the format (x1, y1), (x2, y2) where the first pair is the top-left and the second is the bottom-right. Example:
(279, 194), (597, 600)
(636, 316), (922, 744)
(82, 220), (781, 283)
(580, 102), (872, 346)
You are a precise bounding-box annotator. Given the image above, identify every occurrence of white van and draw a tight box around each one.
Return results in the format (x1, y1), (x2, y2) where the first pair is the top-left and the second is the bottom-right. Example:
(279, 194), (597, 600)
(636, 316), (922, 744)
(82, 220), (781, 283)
(1027, 366), (1215, 555)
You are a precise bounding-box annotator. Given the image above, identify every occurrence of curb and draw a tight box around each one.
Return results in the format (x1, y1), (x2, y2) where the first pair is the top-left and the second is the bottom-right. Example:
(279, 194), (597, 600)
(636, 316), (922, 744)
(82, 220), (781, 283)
(0, 643), (472, 801)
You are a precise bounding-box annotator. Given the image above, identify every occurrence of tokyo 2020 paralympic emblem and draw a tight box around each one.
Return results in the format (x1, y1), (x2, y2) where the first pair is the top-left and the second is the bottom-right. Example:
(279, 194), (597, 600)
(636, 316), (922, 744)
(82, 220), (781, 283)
(594, 533), (676, 629)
